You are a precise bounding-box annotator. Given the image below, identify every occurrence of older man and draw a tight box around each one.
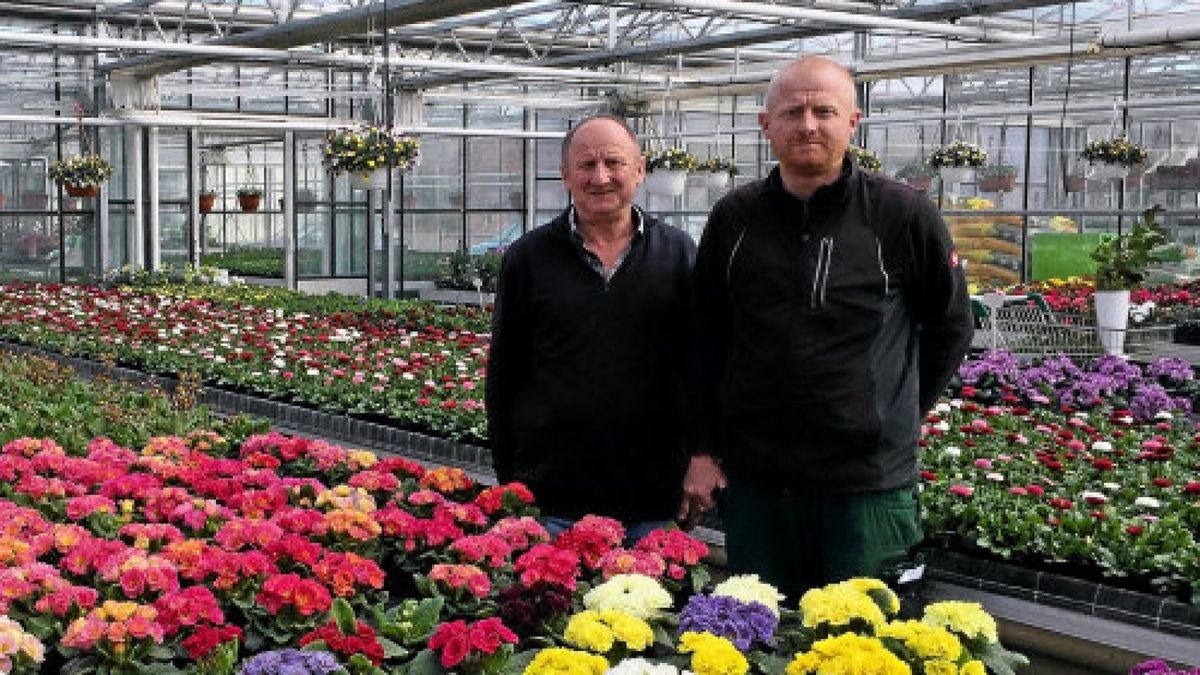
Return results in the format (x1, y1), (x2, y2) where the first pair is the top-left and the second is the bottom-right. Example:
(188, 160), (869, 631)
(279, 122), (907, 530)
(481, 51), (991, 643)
(486, 114), (696, 542)
(681, 56), (974, 597)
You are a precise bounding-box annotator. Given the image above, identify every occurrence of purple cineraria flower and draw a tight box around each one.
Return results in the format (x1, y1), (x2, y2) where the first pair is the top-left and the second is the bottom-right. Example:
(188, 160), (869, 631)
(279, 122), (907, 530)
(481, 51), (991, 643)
(1129, 659), (1200, 675)
(239, 649), (343, 675)
(1092, 354), (1144, 389)
(678, 594), (778, 650)
(1146, 357), (1195, 383)
(957, 349), (1020, 386)
(1131, 383), (1176, 421)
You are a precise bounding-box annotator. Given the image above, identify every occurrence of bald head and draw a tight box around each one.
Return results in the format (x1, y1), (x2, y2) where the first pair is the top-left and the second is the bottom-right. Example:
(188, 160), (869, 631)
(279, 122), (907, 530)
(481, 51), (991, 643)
(765, 56), (858, 113)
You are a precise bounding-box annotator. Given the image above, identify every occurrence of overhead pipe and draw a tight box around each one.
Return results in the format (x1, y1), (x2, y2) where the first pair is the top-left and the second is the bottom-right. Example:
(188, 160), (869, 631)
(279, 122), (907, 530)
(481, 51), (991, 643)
(630, 0), (1033, 42)
(0, 31), (668, 84)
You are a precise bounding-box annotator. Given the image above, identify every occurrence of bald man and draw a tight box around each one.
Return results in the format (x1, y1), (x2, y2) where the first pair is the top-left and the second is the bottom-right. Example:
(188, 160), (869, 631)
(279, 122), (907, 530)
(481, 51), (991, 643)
(486, 114), (696, 544)
(682, 56), (973, 597)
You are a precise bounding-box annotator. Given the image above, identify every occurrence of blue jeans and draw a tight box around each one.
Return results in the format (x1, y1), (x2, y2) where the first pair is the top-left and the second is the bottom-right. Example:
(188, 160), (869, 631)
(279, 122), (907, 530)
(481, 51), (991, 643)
(541, 516), (672, 548)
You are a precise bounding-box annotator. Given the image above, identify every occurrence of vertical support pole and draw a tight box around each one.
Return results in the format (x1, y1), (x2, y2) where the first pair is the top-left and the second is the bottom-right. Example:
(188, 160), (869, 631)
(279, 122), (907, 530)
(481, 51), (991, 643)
(127, 125), (144, 270)
(189, 128), (201, 269)
(284, 131), (297, 290)
(146, 126), (160, 270)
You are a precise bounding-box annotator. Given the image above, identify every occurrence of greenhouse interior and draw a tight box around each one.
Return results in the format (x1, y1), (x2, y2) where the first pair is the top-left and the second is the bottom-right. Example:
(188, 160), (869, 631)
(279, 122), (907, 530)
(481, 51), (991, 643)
(1, 0), (1200, 673)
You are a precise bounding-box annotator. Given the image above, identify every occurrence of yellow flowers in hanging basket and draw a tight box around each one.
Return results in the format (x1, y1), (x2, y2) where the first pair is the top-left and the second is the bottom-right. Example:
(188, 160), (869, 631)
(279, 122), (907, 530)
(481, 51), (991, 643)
(48, 153), (114, 188)
(323, 126), (421, 176)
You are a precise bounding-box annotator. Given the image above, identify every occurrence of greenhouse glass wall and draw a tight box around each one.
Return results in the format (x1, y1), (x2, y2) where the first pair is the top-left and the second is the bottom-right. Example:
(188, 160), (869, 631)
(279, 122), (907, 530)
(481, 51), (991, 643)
(3, 0), (1200, 293)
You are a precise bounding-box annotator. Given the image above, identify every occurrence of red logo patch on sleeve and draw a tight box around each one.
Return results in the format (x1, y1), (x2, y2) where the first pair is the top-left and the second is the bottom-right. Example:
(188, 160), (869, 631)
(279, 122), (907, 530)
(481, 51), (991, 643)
(949, 249), (960, 269)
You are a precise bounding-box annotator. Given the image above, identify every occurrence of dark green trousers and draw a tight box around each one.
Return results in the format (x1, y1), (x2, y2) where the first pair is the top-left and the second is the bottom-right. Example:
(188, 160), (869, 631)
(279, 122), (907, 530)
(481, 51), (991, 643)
(722, 481), (921, 601)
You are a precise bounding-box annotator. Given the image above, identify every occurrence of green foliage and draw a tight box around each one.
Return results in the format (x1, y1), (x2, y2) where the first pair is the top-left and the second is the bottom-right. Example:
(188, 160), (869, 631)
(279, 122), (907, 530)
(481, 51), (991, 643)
(697, 157), (739, 175)
(0, 351), (262, 454)
(236, 186), (263, 198)
(848, 145), (881, 172)
(1090, 207), (1167, 290)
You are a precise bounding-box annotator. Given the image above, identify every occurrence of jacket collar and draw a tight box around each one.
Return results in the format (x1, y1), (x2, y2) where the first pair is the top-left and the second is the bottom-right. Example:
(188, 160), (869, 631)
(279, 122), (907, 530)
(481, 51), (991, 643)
(765, 154), (857, 206)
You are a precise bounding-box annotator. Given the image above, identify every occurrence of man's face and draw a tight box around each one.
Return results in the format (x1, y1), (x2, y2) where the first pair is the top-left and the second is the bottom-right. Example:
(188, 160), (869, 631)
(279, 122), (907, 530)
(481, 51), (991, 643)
(759, 63), (861, 178)
(560, 119), (644, 223)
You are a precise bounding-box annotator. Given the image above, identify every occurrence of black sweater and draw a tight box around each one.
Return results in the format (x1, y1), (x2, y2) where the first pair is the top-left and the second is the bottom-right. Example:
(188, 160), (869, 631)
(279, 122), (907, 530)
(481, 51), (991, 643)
(692, 161), (974, 493)
(486, 208), (696, 521)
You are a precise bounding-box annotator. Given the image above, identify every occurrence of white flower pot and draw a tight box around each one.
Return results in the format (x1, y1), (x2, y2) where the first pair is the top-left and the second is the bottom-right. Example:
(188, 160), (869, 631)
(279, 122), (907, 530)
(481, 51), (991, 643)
(704, 171), (731, 190)
(644, 169), (688, 197)
(1094, 289), (1131, 356)
(1088, 163), (1128, 181)
(353, 167), (391, 191)
(939, 166), (975, 186)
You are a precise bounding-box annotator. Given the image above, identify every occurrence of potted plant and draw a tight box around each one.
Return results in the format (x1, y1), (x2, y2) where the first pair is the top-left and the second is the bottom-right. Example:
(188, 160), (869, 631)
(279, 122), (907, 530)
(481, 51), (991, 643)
(199, 191), (218, 214)
(929, 140), (987, 185)
(324, 125), (421, 191)
(1081, 135), (1147, 180)
(236, 187), (263, 213)
(696, 156), (738, 190)
(48, 153), (113, 198)
(1089, 206), (1166, 355)
(977, 164), (1018, 192)
(848, 145), (882, 174)
(896, 162), (936, 191)
(642, 147), (698, 197)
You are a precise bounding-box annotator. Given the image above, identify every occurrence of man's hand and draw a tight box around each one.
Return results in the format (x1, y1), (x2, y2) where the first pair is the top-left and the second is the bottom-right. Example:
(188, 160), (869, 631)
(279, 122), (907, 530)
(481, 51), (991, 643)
(677, 454), (727, 529)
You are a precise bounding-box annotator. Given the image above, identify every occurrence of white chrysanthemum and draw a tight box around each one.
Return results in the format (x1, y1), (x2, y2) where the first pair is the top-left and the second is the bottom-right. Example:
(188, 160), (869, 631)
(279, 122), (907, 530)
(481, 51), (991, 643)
(1135, 496), (1161, 509)
(1155, 411), (1173, 420)
(583, 575), (672, 620)
(712, 574), (786, 617)
(943, 446), (962, 458)
(935, 403), (952, 414)
(1092, 441), (1112, 452)
(1081, 490), (1107, 504)
(934, 421), (951, 432)
(1103, 482), (1122, 491)
(606, 658), (692, 675)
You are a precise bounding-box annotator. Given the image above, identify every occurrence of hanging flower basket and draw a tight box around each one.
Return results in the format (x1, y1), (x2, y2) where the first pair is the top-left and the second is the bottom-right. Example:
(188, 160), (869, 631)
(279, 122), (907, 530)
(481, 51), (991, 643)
(896, 163), (935, 191)
(48, 153), (113, 193)
(324, 126), (420, 189)
(64, 184), (100, 198)
(237, 188), (263, 213)
(977, 165), (1018, 192)
(1080, 136), (1147, 180)
(696, 157), (737, 191)
(642, 148), (698, 197)
(929, 141), (986, 186)
(643, 170), (688, 196)
(1065, 174), (1086, 193)
(199, 192), (217, 214)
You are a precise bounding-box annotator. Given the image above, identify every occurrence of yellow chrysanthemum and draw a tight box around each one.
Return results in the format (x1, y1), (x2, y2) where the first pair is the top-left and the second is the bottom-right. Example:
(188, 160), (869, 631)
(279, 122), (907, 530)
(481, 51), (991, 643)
(523, 647), (609, 675)
(786, 633), (911, 675)
(564, 612), (615, 653)
(846, 578), (901, 616)
(678, 632), (748, 675)
(922, 602), (998, 644)
(878, 620), (961, 662)
(712, 574), (786, 617)
(960, 660), (986, 675)
(798, 582), (887, 630)
(583, 574), (672, 620)
(924, 660), (958, 675)
(602, 611), (655, 651)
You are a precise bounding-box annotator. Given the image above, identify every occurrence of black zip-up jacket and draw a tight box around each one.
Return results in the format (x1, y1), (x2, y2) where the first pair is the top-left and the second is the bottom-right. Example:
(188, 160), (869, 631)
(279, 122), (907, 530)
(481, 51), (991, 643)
(486, 207), (695, 521)
(692, 160), (973, 493)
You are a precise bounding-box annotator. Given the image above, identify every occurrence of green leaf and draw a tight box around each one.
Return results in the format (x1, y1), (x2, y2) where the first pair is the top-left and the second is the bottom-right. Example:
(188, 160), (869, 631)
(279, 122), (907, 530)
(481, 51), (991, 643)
(403, 648), (446, 675)
(501, 649), (541, 675)
(333, 597), (359, 635)
(379, 636), (409, 660)
(978, 639), (1031, 675)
